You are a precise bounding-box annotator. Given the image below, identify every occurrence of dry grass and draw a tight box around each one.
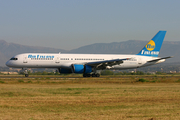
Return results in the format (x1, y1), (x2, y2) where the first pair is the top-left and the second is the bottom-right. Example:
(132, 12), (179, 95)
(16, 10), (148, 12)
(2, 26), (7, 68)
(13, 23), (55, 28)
(0, 75), (180, 119)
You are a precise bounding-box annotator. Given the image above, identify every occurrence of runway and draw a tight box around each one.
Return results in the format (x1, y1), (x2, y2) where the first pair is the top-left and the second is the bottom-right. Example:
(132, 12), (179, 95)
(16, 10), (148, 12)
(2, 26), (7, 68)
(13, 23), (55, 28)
(0, 75), (179, 79)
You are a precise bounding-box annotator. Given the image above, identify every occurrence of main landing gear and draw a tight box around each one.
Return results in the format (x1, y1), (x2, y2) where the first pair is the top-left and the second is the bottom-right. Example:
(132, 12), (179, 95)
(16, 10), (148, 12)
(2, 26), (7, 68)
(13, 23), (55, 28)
(83, 73), (100, 77)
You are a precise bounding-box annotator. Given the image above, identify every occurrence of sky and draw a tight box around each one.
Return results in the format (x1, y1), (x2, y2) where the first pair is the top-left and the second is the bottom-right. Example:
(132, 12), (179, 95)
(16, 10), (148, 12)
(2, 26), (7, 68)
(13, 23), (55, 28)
(0, 0), (180, 50)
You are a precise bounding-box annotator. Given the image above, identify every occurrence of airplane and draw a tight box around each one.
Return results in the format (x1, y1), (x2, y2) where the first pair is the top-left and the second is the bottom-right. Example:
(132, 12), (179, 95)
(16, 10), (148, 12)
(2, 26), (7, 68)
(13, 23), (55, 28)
(6, 31), (172, 77)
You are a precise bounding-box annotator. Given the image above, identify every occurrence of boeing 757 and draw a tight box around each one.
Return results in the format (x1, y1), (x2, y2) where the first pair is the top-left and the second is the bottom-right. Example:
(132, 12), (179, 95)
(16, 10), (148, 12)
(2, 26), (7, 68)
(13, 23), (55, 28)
(6, 31), (172, 77)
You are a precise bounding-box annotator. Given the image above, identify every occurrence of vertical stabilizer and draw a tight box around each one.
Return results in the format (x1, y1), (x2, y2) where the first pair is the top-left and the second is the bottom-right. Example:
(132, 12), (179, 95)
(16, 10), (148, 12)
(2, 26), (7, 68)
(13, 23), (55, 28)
(137, 31), (166, 57)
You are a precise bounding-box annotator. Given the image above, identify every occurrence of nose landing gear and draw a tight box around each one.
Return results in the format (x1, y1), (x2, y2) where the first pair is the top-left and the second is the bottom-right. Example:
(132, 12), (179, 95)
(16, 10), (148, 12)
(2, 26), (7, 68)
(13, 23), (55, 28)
(25, 73), (29, 77)
(23, 68), (29, 77)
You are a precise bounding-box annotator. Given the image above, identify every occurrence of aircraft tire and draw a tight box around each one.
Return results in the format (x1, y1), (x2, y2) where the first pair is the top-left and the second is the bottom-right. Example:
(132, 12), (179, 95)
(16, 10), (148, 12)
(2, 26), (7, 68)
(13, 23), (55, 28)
(25, 74), (29, 77)
(83, 73), (91, 77)
(95, 73), (100, 77)
(83, 74), (87, 77)
(92, 73), (96, 77)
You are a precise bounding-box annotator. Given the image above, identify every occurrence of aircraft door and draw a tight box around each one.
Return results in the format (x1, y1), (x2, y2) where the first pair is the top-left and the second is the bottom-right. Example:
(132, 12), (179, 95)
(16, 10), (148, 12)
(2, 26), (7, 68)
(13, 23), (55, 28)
(138, 58), (142, 64)
(55, 56), (60, 63)
(23, 55), (28, 63)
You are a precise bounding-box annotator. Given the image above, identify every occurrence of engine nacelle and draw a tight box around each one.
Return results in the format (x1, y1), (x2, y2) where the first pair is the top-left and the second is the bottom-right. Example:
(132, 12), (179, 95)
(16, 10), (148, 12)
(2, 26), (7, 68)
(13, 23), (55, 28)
(73, 64), (92, 74)
(58, 68), (72, 74)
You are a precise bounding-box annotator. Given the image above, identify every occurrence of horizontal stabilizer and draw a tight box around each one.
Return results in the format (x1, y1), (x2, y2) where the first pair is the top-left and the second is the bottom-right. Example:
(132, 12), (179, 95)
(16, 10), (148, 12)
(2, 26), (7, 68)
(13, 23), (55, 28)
(147, 56), (173, 63)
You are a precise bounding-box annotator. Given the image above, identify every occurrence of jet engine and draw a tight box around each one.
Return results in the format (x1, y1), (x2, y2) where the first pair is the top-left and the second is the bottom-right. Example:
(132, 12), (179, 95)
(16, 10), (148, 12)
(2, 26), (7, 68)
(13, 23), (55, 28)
(72, 64), (92, 74)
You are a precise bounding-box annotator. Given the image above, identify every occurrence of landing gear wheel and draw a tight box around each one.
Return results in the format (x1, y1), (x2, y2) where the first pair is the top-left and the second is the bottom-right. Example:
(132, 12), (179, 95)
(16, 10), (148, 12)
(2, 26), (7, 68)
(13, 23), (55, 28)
(83, 73), (100, 77)
(83, 74), (87, 77)
(92, 73), (96, 77)
(87, 74), (91, 77)
(83, 74), (91, 77)
(25, 74), (29, 77)
(95, 73), (100, 77)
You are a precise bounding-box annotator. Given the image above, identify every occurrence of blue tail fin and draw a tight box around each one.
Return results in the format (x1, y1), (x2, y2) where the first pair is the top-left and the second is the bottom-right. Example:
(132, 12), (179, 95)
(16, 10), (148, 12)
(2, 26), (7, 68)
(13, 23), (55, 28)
(137, 31), (166, 57)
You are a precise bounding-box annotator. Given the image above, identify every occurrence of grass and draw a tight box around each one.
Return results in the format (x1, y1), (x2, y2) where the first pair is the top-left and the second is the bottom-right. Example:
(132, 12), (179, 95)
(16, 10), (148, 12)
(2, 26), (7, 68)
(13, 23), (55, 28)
(0, 81), (5, 83)
(138, 78), (149, 82)
(0, 75), (180, 119)
(18, 80), (24, 83)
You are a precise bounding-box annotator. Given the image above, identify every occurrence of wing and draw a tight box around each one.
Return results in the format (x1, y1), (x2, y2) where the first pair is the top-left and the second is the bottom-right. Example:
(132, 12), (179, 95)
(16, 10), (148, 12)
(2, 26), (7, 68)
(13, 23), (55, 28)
(85, 58), (129, 69)
(147, 56), (173, 63)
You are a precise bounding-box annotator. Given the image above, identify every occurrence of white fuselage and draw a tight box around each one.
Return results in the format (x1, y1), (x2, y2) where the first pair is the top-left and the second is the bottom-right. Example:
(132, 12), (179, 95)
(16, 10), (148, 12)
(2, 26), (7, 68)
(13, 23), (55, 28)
(6, 53), (165, 70)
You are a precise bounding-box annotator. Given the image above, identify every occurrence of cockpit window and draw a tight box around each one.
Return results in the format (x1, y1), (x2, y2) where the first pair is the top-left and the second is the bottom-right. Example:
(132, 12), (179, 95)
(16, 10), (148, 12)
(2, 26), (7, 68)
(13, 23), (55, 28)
(10, 58), (18, 60)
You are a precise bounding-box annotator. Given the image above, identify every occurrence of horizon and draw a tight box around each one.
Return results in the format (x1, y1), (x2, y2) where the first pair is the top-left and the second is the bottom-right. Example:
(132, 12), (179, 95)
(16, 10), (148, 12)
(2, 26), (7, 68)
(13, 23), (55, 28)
(1, 39), (180, 51)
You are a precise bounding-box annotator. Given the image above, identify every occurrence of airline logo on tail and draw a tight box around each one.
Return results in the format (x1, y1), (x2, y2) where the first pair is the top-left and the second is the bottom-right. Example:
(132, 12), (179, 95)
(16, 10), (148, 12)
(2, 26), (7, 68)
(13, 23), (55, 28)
(140, 49), (159, 56)
(146, 40), (155, 51)
(137, 31), (166, 57)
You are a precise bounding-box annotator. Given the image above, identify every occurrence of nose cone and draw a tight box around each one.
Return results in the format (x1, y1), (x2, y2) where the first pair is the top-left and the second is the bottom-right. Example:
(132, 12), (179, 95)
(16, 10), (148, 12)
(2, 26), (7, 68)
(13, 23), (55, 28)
(6, 60), (14, 67)
(6, 60), (10, 67)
